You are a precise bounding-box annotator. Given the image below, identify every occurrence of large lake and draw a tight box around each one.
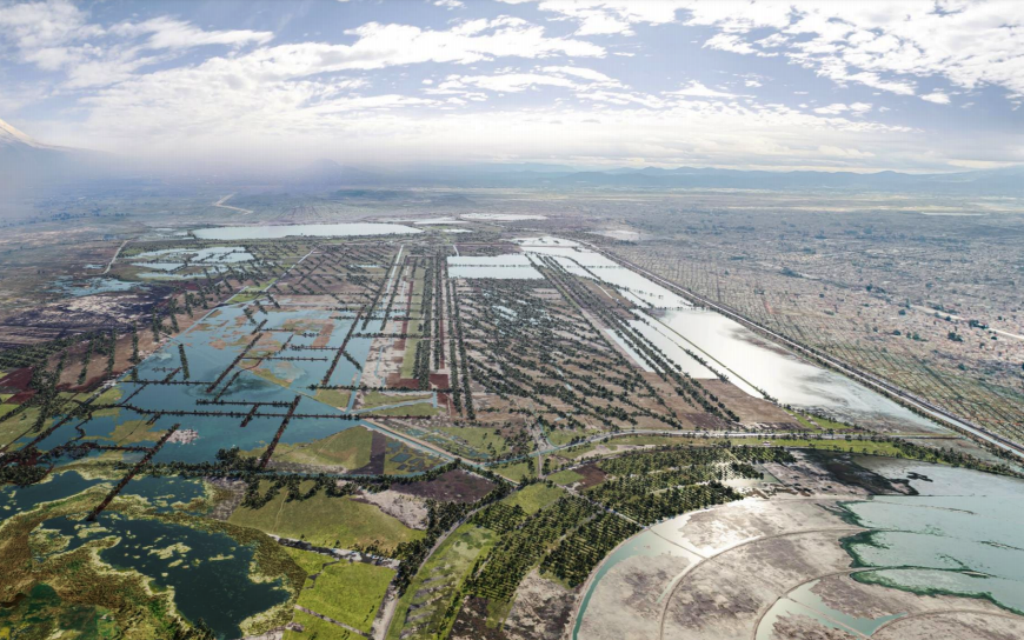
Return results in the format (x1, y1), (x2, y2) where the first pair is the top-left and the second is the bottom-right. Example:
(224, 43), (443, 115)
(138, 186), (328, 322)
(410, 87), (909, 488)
(193, 223), (421, 240)
(574, 460), (1024, 639)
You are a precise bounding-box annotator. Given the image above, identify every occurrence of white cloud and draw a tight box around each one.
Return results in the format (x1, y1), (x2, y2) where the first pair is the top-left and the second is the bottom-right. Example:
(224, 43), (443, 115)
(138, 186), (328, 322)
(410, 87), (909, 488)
(704, 33), (763, 57)
(111, 17), (273, 50)
(665, 81), (743, 100)
(433, 72), (579, 94)
(512, 0), (1024, 102)
(540, 66), (618, 84)
(745, 79), (763, 88)
(814, 102), (872, 115)
(434, 0), (465, 9)
(429, 65), (620, 97)
(814, 103), (850, 115)
(817, 145), (875, 159)
(921, 91), (951, 104)
(0, 1), (274, 90)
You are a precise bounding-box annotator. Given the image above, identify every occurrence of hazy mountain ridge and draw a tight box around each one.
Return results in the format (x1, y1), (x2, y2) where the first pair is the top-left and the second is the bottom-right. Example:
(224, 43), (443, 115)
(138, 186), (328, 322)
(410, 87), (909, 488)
(2, 116), (1022, 196)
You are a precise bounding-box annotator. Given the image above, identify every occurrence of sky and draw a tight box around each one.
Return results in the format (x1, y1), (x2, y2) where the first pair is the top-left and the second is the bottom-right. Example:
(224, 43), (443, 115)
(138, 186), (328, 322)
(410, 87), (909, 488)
(1, 0), (1023, 173)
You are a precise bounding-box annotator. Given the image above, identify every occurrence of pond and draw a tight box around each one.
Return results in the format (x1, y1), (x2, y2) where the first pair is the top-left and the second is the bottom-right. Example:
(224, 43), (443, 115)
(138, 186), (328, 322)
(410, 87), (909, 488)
(50, 277), (142, 297)
(461, 213), (546, 221)
(659, 308), (941, 430)
(447, 255), (544, 279)
(42, 510), (289, 638)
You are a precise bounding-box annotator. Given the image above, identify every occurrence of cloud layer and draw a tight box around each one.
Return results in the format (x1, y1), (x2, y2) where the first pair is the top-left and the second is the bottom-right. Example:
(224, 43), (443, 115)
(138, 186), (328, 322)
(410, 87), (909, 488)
(1, 0), (1022, 172)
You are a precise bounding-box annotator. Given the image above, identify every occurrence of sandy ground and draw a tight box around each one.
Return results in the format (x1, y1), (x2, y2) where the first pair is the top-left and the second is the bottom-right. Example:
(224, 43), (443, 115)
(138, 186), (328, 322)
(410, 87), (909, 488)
(356, 489), (429, 530)
(573, 452), (1024, 640)
(503, 570), (576, 640)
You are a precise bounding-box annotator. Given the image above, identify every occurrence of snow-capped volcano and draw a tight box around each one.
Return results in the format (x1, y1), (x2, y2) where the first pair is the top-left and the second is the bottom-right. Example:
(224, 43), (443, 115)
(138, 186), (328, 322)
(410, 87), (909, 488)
(0, 116), (90, 194)
(0, 117), (50, 149)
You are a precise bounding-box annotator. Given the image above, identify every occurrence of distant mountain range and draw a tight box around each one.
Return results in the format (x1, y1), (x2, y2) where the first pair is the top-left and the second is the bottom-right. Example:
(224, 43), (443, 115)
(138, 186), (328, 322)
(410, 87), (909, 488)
(425, 163), (1024, 195)
(3, 116), (1022, 196)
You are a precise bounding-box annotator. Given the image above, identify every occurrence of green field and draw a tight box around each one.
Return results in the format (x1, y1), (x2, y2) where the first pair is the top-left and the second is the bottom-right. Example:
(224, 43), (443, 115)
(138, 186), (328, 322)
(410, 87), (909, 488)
(491, 459), (536, 483)
(228, 481), (423, 553)
(386, 524), (496, 640)
(361, 391), (432, 410)
(285, 609), (361, 640)
(370, 402), (440, 417)
(258, 426), (374, 470)
(314, 388), (352, 409)
(546, 426), (591, 446)
(546, 469), (584, 486)
(503, 484), (564, 515)
(400, 338), (419, 379)
(285, 547), (394, 634)
(436, 425), (509, 457)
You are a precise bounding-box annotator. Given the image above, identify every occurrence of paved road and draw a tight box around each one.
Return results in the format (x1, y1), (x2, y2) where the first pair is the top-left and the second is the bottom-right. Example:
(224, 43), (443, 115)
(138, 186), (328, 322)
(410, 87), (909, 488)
(101, 239), (129, 275)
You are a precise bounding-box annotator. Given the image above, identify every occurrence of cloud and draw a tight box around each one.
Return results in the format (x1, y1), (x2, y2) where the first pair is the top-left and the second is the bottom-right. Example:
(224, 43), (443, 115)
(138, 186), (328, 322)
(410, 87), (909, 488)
(111, 17), (273, 50)
(921, 91), (951, 104)
(432, 72), (580, 94)
(540, 66), (618, 84)
(434, 0), (465, 9)
(814, 102), (872, 115)
(4, 0), (1020, 174)
(704, 33), (761, 57)
(511, 0), (1024, 102)
(429, 65), (620, 97)
(665, 81), (743, 100)
(498, 0), (688, 36)
(0, 1), (274, 90)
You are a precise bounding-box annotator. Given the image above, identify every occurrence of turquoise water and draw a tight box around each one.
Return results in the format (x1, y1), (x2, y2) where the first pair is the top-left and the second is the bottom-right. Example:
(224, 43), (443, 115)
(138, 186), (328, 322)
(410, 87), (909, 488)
(756, 579), (904, 640)
(50, 277), (141, 297)
(572, 530), (694, 640)
(840, 459), (1024, 615)
(575, 461), (1024, 639)
(24, 305), (440, 469)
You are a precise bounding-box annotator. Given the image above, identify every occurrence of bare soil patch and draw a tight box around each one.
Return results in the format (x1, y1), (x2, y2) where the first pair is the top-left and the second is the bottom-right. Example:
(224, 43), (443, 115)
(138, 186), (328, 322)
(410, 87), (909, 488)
(392, 469), (494, 503)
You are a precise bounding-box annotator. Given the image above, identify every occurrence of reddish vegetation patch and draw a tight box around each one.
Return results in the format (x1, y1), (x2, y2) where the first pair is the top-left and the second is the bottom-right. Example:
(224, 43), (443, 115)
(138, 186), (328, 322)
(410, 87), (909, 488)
(575, 464), (607, 489)
(436, 392), (452, 412)
(385, 373), (421, 389)
(429, 373), (449, 389)
(0, 368), (34, 394)
(393, 469), (494, 503)
(310, 322), (334, 349)
(685, 413), (733, 430)
(8, 390), (36, 404)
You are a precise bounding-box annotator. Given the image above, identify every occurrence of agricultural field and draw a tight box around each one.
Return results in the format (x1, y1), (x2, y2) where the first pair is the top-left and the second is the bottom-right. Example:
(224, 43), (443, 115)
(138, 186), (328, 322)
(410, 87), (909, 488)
(1, 193), (1022, 640)
(608, 200), (1024, 444)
